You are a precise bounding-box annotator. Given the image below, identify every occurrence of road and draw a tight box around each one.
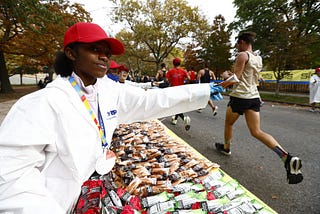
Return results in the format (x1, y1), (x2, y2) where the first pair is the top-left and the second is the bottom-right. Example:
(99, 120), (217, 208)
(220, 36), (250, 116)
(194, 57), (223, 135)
(160, 96), (320, 214)
(1, 97), (319, 213)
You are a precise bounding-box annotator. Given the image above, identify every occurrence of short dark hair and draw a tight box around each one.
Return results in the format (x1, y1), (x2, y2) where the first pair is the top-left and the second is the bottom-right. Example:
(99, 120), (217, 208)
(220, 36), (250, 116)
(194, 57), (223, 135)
(237, 32), (256, 45)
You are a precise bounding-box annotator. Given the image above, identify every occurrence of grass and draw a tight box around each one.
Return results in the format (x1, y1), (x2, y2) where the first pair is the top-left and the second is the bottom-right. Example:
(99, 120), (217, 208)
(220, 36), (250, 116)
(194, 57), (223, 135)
(259, 92), (309, 106)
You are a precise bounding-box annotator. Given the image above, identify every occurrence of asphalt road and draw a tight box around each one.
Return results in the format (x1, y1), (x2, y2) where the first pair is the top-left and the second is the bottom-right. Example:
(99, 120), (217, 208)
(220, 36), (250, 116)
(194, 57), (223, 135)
(160, 96), (320, 214)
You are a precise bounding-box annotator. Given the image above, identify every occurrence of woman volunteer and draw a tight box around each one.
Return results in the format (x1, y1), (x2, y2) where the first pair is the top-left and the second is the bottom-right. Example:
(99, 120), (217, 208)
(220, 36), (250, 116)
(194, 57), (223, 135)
(0, 22), (223, 213)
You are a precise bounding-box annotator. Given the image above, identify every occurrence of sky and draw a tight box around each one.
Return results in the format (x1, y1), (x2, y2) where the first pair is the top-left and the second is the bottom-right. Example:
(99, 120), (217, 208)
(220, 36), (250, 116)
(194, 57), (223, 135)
(70, 0), (237, 37)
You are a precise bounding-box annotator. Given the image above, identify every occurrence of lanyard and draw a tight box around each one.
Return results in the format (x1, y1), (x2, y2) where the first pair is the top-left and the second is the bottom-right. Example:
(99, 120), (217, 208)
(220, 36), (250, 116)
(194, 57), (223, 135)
(68, 76), (108, 150)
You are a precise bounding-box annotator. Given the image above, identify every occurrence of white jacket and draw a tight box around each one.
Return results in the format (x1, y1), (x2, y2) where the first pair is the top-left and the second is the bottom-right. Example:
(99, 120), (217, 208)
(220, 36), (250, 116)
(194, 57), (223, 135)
(0, 75), (209, 213)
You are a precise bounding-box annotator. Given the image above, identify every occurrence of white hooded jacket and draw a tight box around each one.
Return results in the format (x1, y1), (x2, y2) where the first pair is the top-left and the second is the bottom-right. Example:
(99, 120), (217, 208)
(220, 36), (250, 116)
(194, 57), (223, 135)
(0, 75), (209, 213)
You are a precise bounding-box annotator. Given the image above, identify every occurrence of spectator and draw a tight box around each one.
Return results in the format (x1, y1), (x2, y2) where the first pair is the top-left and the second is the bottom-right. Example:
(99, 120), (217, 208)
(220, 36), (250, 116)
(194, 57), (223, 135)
(119, 64), (158, 90)
(107, 60), (121, 82)
(309, 67), (320, 112)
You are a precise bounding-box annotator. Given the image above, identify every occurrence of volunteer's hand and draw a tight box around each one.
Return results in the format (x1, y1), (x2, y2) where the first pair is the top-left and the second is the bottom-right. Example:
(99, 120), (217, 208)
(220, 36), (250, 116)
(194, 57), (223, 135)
(209, 83), (225, 101)
(152, 81), (159, 87)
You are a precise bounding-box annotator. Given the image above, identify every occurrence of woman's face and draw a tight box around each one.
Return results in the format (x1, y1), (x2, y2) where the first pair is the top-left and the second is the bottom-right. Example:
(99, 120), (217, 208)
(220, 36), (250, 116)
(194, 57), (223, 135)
(119, 71), (129, 82)
(67, 41), (112, 86)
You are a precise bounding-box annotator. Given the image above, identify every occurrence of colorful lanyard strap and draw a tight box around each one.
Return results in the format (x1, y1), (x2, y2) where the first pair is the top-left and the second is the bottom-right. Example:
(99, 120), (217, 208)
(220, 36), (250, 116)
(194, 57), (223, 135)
(68, 76), (108, 150)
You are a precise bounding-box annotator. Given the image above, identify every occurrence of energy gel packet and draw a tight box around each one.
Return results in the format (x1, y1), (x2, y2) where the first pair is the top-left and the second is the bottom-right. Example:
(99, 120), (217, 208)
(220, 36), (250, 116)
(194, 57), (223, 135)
(227, 201), (257, 214)
(147, 200), (176, 214)
(141, 191), (171, 209)
(199, 197), (229, 212)
(174, 191), (207, 209)
(116, 188), (142, 210)
(172, 182), (193, 194)
(168, 208), (207, 214)
(226, 186), (246, 200)
(211, 180), (238, 198)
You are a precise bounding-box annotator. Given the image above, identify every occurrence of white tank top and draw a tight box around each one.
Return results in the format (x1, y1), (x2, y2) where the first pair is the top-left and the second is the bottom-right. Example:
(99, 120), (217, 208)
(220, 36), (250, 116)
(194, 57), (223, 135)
(229, 51), (262, 99)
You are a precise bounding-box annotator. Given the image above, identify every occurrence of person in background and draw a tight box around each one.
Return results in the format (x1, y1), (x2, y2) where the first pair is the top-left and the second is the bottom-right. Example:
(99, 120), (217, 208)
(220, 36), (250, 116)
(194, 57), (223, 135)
(197, 62), (219, 116)
(216, 32), (303, 184)
(142, 75), (150, 83)
(0, 22), (225, 213)
(166, 57), (191, 131)
(309, 67), (320, 112)
(155, 62), (169, 88)
(107, 60), (121, 82)
(188, 66), (198, 84)
(118, 64), (158, 90)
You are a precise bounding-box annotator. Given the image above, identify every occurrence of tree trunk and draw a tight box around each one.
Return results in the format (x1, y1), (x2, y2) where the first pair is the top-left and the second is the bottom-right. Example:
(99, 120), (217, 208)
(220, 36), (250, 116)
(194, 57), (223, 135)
(275, 79), (280, 96)
(20, 70), (23, 85)
(0, 49), (14, 94)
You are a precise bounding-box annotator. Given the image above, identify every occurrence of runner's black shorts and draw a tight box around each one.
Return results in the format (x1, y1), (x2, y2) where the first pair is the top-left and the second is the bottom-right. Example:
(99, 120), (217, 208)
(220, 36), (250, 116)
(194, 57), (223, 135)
(228, 96), (260, 115)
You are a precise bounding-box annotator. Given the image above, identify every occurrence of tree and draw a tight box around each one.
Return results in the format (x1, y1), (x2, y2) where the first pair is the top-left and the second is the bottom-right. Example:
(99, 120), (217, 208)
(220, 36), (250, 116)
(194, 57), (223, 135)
(184, 44), (202, 71)
(0, 0), (91, 93)
(110, 0), (210, 73)
(232, 0), (320, 94)
(198, 15), (232, 77)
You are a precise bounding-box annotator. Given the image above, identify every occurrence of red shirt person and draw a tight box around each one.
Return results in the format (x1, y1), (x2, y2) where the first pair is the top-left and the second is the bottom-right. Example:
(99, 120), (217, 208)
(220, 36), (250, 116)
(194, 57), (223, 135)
(166, 58), (190, 86)
(166, 58), (191, 131)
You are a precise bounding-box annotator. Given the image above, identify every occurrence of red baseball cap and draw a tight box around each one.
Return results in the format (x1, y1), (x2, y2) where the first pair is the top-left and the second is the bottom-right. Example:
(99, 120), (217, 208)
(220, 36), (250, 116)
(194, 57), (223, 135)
(315, 67), (320, 73)
(63, 22), (124, 55)
(109, 60), (121, 69)
(173, 57), (181, 65)
(119, 64), (129, 72)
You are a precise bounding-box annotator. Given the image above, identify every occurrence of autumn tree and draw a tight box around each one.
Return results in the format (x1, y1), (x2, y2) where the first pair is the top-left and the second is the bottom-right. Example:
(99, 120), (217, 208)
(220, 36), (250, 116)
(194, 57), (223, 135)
(0, 0), (91, 93)
(184, 44), (201, 71)
(110, 0), (210, 73)
(198, 15), (232, 77)
(232, 0), (320, 94)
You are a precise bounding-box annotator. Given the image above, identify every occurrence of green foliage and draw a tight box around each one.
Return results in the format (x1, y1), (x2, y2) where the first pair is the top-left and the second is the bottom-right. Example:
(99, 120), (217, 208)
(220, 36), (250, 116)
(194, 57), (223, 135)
(198, 15), (232, 75)
(0, 0), (91, 93)
(232, 0), (320, 72)
(231, 0), (320, 95)
(110, 0), (210, 73)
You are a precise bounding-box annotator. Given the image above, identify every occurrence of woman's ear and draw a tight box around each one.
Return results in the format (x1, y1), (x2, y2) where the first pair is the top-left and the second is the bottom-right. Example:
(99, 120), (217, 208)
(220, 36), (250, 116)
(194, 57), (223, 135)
(65, 47), (77, 61)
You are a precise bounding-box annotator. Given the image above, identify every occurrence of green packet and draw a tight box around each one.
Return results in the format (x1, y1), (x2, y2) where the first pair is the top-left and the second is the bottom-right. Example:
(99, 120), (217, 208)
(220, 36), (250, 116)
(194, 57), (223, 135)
(202, 170), (224, 189)
(168, 209), (207, 214)
(211, 180), (239, 198)
(200, 197), (230, 212)
(257, 207), (277, 214)
(172, 182), (205, 194)
(147, 200), (176, 214)
(175, 190), (208, 209)
(141, 191), (173, 209)
(251, 199), (276, 214)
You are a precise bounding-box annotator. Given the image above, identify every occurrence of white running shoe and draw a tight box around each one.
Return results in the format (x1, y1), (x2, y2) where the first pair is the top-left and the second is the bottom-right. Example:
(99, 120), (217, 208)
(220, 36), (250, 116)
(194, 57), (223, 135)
(171, 116), (177, 125)
(184, 116), (191, 131)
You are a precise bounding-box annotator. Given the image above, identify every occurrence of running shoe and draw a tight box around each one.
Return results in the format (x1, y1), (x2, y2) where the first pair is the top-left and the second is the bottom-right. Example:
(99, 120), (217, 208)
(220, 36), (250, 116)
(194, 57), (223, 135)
(171, 116), (177, 125)
(184, 116), (191, 131)
(213, 106), (218, 116)
(285, 154), (303, 184)
(215, 143), (231, 156)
